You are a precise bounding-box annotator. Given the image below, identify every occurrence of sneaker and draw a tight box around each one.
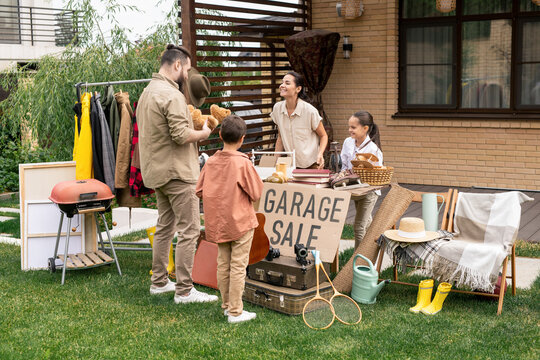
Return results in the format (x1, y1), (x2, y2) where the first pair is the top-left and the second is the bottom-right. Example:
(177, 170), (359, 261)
(150, 279), (176, 295)
(174, 287), (218, 304)
(223, 309), (229, 316)
(228, 310), (256, 324)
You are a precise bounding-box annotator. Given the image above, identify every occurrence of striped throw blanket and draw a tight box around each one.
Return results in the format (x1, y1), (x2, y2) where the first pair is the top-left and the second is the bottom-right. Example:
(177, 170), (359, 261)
(430, 191), (533, 293)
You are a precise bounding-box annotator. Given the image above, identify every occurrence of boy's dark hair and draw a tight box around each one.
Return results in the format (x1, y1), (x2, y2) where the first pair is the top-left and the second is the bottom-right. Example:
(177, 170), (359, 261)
(161, 44), (191, 67)
(220, 114), (247, 144)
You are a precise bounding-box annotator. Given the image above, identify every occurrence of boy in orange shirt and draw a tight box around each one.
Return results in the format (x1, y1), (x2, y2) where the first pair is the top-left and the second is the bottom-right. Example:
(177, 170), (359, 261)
(195, 115), (264, 323)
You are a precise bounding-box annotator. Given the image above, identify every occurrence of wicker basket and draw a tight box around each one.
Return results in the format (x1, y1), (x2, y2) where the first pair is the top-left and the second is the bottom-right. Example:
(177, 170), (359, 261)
(352, 166), (394, 186)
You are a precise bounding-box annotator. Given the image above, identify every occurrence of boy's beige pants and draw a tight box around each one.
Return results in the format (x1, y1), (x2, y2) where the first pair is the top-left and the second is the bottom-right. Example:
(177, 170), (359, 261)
(217, 229), (254, 317)
(152, 179), (200, 296)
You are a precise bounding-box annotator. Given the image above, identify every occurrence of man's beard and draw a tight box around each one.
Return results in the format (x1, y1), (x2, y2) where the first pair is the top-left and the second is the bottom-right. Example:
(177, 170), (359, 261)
(176, 77), (184, 91)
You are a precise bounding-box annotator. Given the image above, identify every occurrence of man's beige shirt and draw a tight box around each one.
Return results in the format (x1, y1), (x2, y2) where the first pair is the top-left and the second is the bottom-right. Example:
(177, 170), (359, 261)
(137, 73), (199, 188)
(270, 99), (322, 168)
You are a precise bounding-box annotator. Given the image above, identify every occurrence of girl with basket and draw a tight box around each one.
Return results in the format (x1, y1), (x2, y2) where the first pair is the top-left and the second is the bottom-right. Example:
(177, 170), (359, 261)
(340, 111), (383, 248)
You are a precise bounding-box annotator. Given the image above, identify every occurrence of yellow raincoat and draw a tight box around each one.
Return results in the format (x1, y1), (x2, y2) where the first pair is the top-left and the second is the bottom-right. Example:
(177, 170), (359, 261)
(73, 92), (93, 179)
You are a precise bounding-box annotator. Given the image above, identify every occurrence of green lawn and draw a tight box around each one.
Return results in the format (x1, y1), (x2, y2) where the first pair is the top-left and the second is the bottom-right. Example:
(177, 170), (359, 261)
(0, 242), (538, 360)
(0, 193), (19, 208)
(0, 212), (19, 239)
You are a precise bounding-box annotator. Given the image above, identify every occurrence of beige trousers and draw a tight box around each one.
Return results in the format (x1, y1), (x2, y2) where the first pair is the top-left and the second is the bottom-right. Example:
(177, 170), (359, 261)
(217, 229), (254, 316)
(152, 179), (200, 296)
(353, 191), (379, 249)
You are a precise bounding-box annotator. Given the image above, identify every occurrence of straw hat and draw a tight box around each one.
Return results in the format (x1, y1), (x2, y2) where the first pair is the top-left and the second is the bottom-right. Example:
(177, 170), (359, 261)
(187, 68), (210, 107)
(383, 217), (440, 243)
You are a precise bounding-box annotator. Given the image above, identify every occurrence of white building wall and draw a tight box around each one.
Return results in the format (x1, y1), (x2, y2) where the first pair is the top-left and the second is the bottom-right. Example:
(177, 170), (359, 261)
(0, 0), (68, 71)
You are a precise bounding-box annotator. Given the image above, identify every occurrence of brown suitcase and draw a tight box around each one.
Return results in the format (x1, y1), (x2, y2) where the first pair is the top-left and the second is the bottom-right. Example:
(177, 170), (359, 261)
(243, 278), (333, 315)
(247, 255), (330, 290)
(192, 239), (218, 289)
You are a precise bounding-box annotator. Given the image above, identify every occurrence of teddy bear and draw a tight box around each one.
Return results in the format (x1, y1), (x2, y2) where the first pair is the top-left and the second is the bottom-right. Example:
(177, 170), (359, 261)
(188, 104), (219, 130)
(210, 104), (231, 123)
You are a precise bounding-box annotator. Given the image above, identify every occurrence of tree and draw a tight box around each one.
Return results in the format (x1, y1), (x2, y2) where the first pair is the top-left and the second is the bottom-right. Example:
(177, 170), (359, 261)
(0, 1), (211, 191)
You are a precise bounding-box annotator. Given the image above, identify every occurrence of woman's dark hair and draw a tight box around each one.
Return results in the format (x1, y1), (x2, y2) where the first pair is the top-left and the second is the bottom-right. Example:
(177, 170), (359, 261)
(351, 110), (382, 150)
(285, 71), (309, 102)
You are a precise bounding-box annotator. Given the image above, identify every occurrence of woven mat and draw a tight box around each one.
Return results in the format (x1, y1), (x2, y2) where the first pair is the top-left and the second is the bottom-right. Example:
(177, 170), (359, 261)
(333, 184), (415, 293)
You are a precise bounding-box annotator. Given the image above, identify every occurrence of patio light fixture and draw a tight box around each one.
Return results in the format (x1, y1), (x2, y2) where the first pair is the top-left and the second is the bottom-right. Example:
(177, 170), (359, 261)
(436, 0), (456, 13)
(343, 35), (352, 59)
(336, 0), (364, 19)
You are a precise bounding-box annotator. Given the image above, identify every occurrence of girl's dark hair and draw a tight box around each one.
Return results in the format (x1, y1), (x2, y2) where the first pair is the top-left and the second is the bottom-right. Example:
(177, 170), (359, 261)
(285, 71), (309, 102)
(352, 111), (382, 150)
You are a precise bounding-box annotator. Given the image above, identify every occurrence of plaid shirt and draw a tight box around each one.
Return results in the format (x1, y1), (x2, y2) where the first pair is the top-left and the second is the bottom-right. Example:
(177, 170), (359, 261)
(377, 230), (453, 273)
(129, 110), (154, 197)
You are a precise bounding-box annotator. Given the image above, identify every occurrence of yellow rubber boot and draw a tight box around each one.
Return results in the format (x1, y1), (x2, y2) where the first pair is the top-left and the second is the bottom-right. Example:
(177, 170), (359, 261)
(147, 226), (175, 277)
(421, 282), (452, 315)
(166, 243), (175, 279)
(409, 279), (434, 313)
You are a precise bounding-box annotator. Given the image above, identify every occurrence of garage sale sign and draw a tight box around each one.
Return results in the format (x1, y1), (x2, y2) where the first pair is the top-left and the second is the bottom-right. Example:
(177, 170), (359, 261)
(256, 183), (351, 263)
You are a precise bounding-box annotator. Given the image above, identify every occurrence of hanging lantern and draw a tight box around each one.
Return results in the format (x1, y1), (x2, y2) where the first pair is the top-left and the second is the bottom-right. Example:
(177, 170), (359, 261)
(436, 0), (456, 13)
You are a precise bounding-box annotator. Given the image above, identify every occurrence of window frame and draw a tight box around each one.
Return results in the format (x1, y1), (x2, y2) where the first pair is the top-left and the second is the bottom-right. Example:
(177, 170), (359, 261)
(396, 0), (540, 118)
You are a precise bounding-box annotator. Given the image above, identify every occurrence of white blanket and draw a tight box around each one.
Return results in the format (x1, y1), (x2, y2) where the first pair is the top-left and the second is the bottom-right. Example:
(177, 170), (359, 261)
(429, 191), (533, 293)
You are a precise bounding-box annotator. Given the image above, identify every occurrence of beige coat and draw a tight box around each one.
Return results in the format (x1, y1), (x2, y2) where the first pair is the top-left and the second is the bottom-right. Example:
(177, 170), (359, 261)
(114, 92), (133, 189)
(136, 73), (199, 189)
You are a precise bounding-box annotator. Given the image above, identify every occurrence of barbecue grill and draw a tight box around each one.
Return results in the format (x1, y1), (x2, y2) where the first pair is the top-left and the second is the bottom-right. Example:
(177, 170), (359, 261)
(48, 179), (122, 284)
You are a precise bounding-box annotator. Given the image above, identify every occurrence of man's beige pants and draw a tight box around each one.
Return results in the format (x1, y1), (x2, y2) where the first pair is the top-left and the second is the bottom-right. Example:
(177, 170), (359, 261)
(152, 179), (200, 296)
(354, 191), (379, 249)
(217, 229), (254, 317)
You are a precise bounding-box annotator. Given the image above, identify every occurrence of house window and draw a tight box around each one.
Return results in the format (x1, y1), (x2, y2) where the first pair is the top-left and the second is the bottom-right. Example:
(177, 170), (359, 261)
(0, 0), (21, 44)
(399, 0), (540, 115)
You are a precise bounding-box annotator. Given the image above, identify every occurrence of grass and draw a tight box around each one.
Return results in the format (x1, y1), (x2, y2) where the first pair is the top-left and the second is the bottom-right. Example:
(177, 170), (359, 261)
(0, 242), (538, 360)
(0, 212), (19, 239)
(341, 223), (355, 240)
(0, 193), (19, 208)
(515, 239), (540, 258)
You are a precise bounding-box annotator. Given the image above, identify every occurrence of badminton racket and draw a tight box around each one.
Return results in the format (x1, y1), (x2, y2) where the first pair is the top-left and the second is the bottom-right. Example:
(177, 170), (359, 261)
(302, 250), (335, 330)
(319, 256), (362, 326)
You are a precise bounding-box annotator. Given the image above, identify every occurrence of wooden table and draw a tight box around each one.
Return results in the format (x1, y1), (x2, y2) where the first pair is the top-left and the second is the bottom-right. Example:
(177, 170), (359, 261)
(334, 185), (385, 197)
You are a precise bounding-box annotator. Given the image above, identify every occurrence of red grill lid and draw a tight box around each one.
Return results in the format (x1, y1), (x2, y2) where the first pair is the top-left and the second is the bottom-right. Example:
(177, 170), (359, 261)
(49, 179), (114, 204)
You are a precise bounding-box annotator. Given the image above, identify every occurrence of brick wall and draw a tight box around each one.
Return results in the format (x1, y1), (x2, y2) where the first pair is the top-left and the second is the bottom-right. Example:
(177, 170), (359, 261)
(311, 0), (540, 189)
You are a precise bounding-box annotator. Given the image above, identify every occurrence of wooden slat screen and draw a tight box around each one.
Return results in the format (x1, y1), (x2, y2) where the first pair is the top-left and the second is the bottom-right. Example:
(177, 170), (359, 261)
(179, 0), (311, 156)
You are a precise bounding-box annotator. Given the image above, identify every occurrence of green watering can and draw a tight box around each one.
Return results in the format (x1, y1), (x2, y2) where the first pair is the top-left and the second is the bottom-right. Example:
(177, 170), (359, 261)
(351, 254), (390, 304)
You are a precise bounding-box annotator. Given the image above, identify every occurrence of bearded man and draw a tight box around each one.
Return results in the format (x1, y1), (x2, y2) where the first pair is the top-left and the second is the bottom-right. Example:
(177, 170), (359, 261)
(137, 44), (217, 304)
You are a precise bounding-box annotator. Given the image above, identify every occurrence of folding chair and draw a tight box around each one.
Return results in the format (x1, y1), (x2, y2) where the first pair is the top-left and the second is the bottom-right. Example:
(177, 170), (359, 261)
(376, 188), (457, 275)
(379, 190), (531, 315)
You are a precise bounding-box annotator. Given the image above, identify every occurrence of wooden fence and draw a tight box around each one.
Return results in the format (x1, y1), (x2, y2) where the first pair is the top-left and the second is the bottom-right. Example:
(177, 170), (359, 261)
(179, 0), (311, 155)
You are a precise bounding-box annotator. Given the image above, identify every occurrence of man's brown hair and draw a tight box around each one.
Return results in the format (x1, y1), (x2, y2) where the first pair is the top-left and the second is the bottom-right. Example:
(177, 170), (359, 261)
(161, 44), (191, 67)
(220, 114), (247, 144)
